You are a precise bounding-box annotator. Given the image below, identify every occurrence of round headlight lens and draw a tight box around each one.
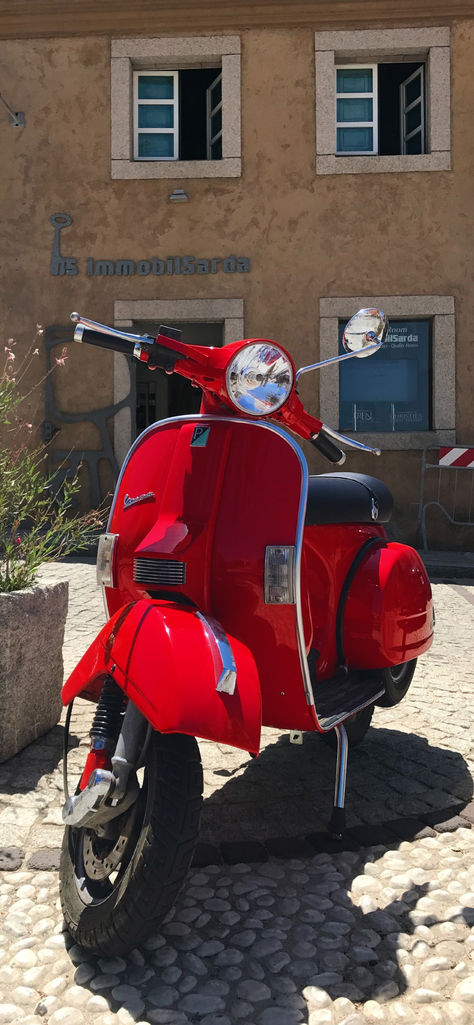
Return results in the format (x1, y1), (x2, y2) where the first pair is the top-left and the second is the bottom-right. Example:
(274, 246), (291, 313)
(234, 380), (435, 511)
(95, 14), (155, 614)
(225, 343), (294, 416)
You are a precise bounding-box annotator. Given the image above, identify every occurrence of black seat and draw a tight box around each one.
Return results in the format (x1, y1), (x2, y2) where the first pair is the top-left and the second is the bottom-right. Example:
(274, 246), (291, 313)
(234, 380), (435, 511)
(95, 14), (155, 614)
(305, 472), (393, 525)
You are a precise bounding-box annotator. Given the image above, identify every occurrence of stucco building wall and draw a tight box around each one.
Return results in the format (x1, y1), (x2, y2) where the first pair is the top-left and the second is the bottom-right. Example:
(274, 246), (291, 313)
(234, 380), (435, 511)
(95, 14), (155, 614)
(0, 4), (472, 546)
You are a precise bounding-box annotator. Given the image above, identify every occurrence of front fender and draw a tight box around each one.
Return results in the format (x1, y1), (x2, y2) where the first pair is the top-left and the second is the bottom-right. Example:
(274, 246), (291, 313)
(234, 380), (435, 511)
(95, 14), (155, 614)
(62, 600), (262, 755)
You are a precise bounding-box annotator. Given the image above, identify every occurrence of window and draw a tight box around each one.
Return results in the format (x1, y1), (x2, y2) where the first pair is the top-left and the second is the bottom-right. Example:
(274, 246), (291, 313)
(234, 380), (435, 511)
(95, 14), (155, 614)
(315, 28), (450, 174)
(134, 69), (223, 162)
(318, 296), (455, 450)
(135, 321), (224, 431)
(338, 319), (431, 432)
(336, 62), (426, 157)
(111, 36), (241, 179)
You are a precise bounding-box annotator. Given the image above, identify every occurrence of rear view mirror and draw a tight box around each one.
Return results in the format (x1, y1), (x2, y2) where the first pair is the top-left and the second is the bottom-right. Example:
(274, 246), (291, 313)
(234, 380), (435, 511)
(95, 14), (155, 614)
(342, 308), (388, 359)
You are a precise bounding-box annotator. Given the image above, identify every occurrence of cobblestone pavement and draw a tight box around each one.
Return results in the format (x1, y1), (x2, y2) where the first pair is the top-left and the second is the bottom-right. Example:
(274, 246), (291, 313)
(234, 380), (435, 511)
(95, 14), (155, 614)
(0, 562), (472, 1025)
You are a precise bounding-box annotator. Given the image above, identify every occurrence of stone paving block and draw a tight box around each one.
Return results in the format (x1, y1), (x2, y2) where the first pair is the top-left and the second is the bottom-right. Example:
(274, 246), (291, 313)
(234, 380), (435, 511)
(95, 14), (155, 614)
(348, 824), (401, 848)
(265, 836), (316, 859)
(420, 805), (466, 827)
(220, 841), (268, 864)
(387, 818), (437, 840)
(432, 815), (472, 833)
(191, 843), (222, 867)
(27, 847), (61, 870)
(305, 831), (361, 854)
(0, 846), (25, 870)
(458, 801), (474, 824)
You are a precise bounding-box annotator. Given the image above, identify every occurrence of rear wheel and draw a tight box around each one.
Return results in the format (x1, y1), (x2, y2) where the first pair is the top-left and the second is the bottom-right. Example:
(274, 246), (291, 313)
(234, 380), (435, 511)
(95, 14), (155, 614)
(59, 731), (203, 955)
(376, 659), (417, 707)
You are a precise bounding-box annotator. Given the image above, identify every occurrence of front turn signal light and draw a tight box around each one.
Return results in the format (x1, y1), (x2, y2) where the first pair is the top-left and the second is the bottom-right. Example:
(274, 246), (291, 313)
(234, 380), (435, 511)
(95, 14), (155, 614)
(96, 533), (119, 588)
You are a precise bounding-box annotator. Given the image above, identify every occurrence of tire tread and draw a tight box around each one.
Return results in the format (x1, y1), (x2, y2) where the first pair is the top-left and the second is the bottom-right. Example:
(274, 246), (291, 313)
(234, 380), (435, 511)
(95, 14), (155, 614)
(60, 732), (203, 955)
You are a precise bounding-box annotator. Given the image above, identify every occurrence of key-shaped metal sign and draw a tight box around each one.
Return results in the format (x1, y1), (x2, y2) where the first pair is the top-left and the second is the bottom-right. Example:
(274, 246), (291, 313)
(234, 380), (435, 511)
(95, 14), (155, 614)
(50, 213), (78, 275)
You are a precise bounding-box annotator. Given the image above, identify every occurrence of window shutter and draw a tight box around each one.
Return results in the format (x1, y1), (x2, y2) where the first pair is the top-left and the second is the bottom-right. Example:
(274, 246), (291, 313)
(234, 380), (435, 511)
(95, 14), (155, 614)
(206, 72), (223, 160)
(400, 66), (425, 155)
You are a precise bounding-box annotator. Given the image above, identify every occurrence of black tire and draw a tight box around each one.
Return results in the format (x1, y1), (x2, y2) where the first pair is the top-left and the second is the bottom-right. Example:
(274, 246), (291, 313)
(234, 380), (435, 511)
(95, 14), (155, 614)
(59, 731), (203, 956)
(376, 659), (417, 707)
(322, 703), (374, 749)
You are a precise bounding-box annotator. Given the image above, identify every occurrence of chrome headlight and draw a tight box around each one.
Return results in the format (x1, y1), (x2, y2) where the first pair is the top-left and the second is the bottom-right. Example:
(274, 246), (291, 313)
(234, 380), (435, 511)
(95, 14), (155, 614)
(225, 343), (294, 416)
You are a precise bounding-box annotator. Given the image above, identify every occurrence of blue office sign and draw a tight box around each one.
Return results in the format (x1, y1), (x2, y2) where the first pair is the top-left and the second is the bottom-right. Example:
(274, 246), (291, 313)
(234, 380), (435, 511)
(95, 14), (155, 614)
(339, 319), (431, 432)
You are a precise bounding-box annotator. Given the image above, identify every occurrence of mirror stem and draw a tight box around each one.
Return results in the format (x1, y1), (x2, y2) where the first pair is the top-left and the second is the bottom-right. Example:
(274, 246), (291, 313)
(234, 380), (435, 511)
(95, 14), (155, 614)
(296, 340), (381, 381)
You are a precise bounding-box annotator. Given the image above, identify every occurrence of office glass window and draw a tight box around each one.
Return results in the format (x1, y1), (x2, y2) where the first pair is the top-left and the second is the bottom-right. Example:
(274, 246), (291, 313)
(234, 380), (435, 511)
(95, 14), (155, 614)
(339, 319), (431, 432)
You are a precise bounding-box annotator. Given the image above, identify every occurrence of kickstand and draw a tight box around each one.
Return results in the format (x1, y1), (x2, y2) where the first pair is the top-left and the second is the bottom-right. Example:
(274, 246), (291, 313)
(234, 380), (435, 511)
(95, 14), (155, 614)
(328, 722), (348, 841)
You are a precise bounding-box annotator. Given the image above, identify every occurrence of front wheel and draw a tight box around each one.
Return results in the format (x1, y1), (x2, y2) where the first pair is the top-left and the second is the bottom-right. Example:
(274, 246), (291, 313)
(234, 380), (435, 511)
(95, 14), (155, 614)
(375, 659), (417, 707)
(59, 731), (203, 955)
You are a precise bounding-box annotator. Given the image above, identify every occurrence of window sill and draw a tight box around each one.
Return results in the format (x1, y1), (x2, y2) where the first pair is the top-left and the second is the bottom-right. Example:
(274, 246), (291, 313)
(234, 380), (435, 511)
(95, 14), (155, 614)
(335, 430), (455, 451)
(316, 153), (451, 175)
(111, 157), (241, 179)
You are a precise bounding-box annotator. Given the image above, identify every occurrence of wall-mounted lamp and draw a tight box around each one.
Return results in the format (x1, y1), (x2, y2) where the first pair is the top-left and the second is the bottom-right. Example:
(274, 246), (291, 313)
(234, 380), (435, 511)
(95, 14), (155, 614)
(168, 189), (189, 203)
(0, 92), (24, 127)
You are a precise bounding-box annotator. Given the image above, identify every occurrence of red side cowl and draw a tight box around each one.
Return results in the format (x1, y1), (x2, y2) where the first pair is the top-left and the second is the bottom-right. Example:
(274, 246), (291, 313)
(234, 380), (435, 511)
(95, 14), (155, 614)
(62, 600), (262, 755)
(343, 542), (434, 669)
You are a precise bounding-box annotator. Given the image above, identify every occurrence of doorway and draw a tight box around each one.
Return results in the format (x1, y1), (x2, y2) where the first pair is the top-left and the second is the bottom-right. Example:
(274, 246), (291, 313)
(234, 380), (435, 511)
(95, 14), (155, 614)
(134, 320), (224, 434)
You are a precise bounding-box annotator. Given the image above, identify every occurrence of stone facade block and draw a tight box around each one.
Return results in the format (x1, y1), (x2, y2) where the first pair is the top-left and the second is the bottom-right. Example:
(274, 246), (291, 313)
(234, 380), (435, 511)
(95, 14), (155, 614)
(0, 581), (68, 762)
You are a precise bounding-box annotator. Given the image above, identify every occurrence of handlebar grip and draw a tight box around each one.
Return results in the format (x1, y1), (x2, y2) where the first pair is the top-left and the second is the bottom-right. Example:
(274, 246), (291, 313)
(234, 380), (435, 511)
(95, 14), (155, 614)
(74, 324), (138, 355)
(311, 430), (346, 465)
(74, 324), (180, 372)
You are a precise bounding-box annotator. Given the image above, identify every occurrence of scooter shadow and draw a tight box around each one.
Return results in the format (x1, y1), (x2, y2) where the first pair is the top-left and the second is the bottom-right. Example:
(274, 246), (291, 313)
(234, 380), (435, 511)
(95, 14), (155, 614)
(0, 723), (80, 794)
(198, 725), (473, 847)
(63, 728), (472, 1017)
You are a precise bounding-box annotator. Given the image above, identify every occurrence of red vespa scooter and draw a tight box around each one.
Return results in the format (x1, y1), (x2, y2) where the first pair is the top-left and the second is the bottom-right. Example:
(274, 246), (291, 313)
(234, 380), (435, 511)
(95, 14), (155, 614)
(59, 309), (433, 954)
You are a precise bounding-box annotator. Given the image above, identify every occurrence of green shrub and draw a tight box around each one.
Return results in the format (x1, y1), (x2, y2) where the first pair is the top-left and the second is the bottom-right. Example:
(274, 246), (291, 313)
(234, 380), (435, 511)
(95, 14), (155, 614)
(0, 329), (103, 592)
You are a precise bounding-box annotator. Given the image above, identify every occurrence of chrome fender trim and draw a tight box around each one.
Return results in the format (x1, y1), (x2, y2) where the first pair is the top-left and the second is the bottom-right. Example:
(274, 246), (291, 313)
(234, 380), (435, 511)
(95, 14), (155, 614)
(197, 612), (237, 695)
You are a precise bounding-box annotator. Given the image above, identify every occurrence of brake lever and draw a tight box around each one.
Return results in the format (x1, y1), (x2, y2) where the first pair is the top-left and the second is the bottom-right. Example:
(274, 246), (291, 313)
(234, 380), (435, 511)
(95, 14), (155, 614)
(320, 423), (381, 456)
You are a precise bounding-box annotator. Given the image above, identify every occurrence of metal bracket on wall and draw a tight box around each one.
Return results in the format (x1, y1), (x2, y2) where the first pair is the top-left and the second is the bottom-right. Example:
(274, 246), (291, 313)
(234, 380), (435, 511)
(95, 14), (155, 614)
(44, 325), (134, 508)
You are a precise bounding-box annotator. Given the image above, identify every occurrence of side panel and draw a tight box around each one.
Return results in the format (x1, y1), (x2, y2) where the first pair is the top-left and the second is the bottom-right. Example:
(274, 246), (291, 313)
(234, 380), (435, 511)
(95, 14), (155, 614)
(343, 542), (434, 667)
(62, 600), (262, 755)
(303, 523), (388, 680)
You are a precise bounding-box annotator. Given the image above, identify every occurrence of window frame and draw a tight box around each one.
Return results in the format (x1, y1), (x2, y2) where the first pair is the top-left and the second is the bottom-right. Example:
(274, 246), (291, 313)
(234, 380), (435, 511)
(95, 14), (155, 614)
(335, 64), (378, 156)
(133, 70), (179, 161)
(111, 35), (241, 180)
(315, 27), (451, 175)
(318, 296), (455, 450)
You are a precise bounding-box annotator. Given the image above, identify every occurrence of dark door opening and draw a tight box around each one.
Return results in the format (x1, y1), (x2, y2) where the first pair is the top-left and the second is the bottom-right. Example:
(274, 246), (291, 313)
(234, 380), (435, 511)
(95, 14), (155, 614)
(134, 321), (224, 434)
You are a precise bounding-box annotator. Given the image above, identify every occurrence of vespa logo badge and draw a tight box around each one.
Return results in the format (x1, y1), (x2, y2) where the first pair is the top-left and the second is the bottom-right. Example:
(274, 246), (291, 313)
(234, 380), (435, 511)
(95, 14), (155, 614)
(123, 491), (155, 510)
(191, 425), (210, 448)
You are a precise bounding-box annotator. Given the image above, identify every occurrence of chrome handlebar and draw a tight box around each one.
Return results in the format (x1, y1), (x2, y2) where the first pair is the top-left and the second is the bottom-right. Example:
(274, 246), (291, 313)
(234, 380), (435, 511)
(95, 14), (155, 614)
(70, 313), (154, 350)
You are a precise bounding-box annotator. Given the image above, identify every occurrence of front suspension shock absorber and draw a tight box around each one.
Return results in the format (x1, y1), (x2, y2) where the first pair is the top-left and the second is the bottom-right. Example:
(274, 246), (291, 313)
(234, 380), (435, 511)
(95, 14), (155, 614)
(79, 677), (126, 790)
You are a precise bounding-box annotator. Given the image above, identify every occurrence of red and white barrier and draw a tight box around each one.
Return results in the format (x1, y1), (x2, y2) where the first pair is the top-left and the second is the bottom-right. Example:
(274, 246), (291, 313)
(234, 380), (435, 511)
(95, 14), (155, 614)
(439, 447), (474, 469)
